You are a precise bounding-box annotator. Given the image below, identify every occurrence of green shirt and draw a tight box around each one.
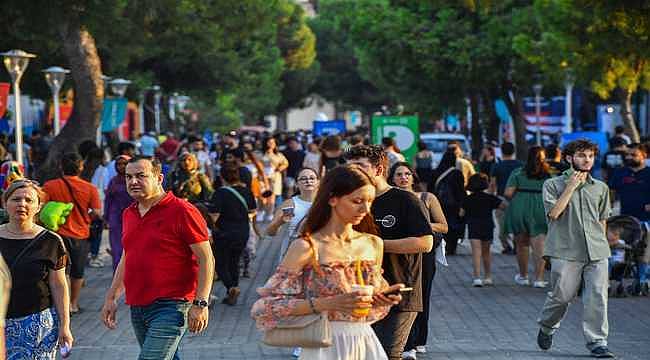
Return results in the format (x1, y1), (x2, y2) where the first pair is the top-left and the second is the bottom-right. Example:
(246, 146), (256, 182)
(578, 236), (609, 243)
(542, 169), (611, 261)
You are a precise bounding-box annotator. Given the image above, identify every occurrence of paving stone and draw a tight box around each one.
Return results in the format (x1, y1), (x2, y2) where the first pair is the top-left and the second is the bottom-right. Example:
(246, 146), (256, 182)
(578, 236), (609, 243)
(67, 233), (650, 359)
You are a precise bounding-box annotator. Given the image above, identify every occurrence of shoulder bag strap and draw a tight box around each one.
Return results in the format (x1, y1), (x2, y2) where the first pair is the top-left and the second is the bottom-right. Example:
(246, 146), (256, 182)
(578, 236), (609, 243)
(434, 167), (455, 191)
(61, 176), (91, 223)
(301, 235), (322, 299)
(223, 186), (249, 212)
(419, 192), (428, 206)
(8, 230), (48, 270)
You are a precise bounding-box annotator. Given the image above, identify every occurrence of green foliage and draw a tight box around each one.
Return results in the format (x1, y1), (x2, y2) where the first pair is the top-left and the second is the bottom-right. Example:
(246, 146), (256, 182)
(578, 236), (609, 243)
(0, 0), (320, 129)
(515, 0), (650, 97)
(275, 1), (319, 114)
(309, 0), (393, 114)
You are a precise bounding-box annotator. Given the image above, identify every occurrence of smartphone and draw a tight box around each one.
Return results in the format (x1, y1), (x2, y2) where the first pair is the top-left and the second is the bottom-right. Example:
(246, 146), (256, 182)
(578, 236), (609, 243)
(281, 207), (295, 217)
(383, 287), (413, 296)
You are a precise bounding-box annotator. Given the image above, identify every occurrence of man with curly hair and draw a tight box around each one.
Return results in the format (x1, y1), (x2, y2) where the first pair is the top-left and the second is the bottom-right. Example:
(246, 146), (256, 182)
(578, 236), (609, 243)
(537, 139), (614, 358)
(346, 145), (433, 360)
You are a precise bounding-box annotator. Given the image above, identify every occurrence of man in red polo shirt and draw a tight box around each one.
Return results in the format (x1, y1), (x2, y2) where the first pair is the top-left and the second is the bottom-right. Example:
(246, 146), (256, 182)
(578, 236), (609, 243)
(101, 157), (214, 360)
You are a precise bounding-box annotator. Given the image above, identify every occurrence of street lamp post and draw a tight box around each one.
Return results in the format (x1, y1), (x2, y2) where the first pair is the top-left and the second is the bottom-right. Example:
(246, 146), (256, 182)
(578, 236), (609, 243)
(1, 49), (36, 166)
(533, 83), (543, 146)
(151, 85), (161, 134)
(43, 66), (70, 136)
(564, 69), (575, 133)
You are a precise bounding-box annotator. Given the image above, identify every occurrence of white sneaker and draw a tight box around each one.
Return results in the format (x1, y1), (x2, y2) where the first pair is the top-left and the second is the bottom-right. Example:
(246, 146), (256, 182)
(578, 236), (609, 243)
(533, 280), (548, 288)
(402, 349), (417, 360)
(483, 277), (493, 286)
(291, 348), (302, 358)
(415, 345), (427, 353)
(88, 257), (104, 268)
(514, 274), (530, 286)
(472, 278), (484, 287)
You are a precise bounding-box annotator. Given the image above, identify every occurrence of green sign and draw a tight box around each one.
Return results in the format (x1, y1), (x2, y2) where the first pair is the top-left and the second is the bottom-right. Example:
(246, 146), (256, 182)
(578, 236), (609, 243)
(371, 115), (419, 163)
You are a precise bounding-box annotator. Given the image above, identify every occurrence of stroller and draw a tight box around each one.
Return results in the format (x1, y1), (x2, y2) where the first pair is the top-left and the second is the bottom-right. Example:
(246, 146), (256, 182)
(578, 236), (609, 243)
(606, 215), (649, 297)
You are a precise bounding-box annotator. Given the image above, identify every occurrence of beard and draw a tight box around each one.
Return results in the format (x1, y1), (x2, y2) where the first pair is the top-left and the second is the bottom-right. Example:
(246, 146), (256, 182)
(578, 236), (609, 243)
(625, 159), (642, 168)
(571, 160), (591, 172)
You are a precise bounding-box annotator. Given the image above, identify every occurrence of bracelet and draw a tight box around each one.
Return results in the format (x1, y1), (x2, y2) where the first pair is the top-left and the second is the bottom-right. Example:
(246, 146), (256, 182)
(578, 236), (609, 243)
(307, 297), (318, 314)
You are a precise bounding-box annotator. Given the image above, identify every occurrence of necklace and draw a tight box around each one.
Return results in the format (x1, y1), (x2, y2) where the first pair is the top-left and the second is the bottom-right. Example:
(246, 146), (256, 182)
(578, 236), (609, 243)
(3, 223), (36, 235)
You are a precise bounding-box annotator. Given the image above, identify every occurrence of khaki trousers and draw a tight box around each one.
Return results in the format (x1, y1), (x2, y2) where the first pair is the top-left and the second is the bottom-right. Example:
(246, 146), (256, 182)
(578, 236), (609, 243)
(538, 257), (609, 350)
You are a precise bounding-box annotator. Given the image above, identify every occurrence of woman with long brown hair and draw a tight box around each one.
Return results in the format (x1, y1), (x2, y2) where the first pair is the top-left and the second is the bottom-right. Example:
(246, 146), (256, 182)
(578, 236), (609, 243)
(504, 146), (550, 288)
(252, 165), (404, 359)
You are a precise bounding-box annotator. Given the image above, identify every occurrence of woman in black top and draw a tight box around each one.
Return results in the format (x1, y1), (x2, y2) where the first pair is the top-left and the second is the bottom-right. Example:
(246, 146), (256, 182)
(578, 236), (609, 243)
(428, 149), (466, 255)
(208, 164), (256, 306)
(0, 180), (71, 359)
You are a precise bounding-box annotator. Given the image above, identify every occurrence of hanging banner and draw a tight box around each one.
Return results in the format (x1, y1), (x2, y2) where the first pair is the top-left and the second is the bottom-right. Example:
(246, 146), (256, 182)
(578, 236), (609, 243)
(313, 120), (346, 136)
(523, 96), (569, 135)
(371, 115), (419, 163)
(0, 83), (9, 118)
(101, 98), (128, 132)
(48, 101), (73, 128)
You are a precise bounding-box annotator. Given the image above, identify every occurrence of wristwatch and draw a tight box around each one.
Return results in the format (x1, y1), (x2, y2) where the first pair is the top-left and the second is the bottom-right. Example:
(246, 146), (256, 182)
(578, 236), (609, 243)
(192, 299), (209, 308)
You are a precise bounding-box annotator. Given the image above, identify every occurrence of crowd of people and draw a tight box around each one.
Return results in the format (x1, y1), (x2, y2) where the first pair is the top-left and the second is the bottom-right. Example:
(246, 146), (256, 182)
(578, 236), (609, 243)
(0, 124), (647, 359)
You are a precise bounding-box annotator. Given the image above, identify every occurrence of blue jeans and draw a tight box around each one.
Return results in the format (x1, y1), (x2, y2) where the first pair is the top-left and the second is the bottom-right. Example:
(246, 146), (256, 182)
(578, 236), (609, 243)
(130, 299), (191, 360)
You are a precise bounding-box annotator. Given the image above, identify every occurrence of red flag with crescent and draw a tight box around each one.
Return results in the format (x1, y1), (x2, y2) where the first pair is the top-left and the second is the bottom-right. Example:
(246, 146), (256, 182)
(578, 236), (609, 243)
(0, 83), (9, 118)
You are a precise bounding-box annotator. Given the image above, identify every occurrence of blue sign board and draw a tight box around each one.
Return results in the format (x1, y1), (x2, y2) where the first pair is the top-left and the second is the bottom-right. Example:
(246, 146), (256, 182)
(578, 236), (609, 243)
(313, 120), (346, 136)
(101, 98), (128, 132)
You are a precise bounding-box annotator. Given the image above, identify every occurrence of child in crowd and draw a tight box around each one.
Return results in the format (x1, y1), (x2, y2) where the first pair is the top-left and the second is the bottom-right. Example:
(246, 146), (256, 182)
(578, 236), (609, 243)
(462, 173), (507, 287)
(606, 226), (628, 296)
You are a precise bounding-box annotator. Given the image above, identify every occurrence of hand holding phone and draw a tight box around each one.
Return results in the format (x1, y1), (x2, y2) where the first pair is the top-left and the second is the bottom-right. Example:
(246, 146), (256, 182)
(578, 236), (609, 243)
(383, 287), (413, 296)
(373, 283), (408, 307)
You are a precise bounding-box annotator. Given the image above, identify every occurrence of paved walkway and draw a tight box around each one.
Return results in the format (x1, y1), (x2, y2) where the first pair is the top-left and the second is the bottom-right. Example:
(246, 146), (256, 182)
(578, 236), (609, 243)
(68, 233), (650, 359)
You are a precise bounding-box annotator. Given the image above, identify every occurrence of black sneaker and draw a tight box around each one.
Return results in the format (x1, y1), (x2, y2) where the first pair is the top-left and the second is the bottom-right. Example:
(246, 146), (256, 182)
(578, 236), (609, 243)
(537, 329), (553, 350)
(591, 346), (615, 358)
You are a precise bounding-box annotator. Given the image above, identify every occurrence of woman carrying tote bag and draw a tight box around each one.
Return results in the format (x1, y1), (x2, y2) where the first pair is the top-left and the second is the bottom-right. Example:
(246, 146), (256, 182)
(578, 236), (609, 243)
(251, 165), (405, 360)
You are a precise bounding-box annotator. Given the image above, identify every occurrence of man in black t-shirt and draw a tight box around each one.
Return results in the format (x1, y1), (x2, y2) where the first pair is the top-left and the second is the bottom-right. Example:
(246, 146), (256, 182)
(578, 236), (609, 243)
(489, 142), (522, 254)
(281, 136), (306, 198)
(601, 137), (627, 182)
(346, 145), (433, 360)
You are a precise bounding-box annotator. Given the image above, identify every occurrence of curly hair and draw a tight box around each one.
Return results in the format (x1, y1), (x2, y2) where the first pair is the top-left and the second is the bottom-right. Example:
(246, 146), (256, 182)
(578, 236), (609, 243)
(343, 144), (388, 171)
(563, 139), (599, 158)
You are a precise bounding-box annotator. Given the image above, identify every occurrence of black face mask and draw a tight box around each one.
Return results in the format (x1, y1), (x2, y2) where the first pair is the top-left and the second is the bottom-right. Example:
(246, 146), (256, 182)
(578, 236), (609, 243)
(625, 159), (642, 168)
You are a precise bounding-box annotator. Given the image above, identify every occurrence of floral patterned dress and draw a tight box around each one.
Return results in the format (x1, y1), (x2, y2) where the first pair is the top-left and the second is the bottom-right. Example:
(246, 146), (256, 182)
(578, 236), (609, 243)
(252, 259), (392, 359)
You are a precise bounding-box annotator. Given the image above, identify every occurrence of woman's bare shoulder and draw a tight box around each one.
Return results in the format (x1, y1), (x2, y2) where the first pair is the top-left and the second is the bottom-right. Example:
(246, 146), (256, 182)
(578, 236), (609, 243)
(280, 237), (313, 271)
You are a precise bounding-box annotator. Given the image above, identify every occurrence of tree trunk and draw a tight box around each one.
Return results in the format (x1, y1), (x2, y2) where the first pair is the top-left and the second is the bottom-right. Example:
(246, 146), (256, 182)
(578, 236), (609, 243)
(469, 92), (482, 160)
(619, 88), (640, 143)
(37, 22), (104, 182)
(482, 89), (500, 143)
(503, 84), (529, 161)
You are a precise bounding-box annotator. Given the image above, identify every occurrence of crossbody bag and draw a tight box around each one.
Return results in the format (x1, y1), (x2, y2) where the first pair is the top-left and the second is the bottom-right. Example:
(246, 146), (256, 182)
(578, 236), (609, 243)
(61, 176), (92, 224)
